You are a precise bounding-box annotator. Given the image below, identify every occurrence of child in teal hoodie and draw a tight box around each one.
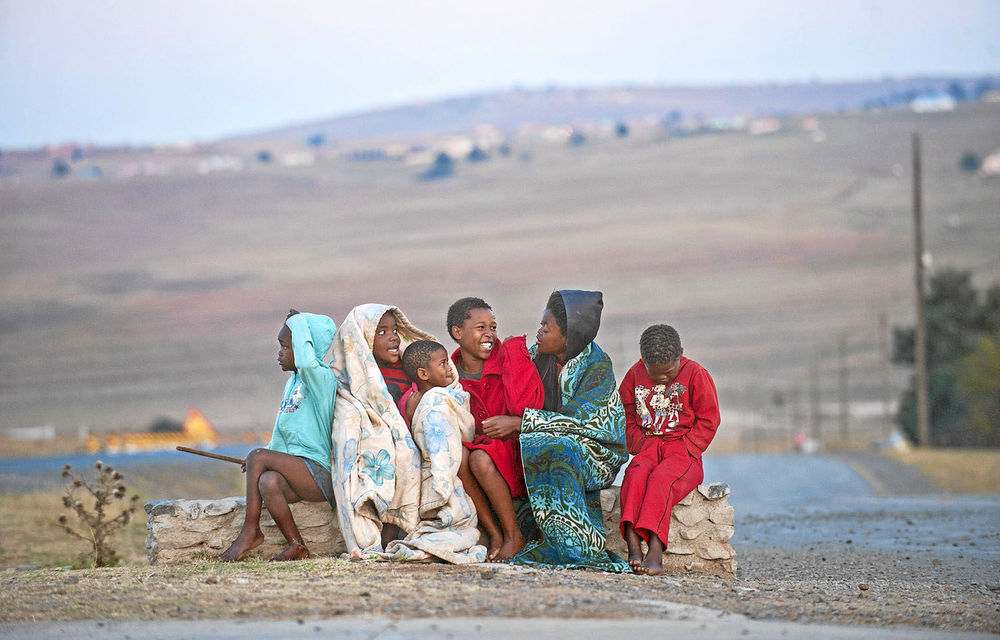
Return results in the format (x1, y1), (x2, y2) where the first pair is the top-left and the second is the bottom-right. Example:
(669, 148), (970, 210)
(220, 309), (338, 562)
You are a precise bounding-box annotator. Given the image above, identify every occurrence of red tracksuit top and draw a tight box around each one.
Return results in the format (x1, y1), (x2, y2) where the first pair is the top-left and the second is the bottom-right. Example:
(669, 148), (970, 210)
(451, 336), (544, 433)
(618, 357), (721, 458)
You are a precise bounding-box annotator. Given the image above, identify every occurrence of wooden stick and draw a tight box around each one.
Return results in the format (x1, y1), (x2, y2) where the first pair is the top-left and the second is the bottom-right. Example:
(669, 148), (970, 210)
(175, 446), (245, 465)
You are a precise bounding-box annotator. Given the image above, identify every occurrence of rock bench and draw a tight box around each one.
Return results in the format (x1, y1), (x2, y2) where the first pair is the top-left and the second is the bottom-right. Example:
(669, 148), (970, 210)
(144, 498), (346, 564)
(145, 482), (736, 576)
(601, 482), (737, 577)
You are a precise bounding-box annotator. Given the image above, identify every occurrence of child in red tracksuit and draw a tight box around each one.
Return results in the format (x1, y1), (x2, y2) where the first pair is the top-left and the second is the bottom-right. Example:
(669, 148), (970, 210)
(618, 324), (721, 575)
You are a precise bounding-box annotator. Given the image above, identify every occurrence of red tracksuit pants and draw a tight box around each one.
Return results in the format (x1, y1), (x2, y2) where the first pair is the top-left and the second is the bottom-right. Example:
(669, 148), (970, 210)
(619, 437), (703, 546)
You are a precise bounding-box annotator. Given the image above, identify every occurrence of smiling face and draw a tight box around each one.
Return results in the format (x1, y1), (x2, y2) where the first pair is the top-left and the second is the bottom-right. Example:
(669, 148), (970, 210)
(451, 308), (497, 364)
(419, 347), (454, 388)
(277, 325), (295, 371)
(371, 312), (401, 367)
(536, 308), (567, 361)
(644, 356), (682, 385)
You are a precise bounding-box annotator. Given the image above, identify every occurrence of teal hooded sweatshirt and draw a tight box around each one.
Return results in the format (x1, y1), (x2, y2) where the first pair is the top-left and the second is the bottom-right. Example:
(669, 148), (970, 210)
(266, 313), (337, 471)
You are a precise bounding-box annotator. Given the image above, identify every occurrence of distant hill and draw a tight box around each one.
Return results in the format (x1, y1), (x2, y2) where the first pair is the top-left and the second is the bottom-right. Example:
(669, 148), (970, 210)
(245, 75), (997, 142)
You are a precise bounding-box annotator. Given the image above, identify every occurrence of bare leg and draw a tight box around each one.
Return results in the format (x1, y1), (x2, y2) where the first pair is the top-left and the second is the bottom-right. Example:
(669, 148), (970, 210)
(258, 460), (323, 561)
(459, 449), (502, 560)
(470, 450), (524, 562)
(219, 448), (269, 562)
(219, 449), (324, 562)
(640, 530), (665, 576)
(623, 522), (644, 573)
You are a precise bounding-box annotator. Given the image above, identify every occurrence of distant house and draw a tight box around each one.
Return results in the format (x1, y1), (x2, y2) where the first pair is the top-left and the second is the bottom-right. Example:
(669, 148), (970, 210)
(281, 152), (315, 167)
(981, 90), (1000, 104)
(910, 92), (956, 113)
(707, 116), (747, 132)
(980, 150), (1000, 176)
(748, 118), (781, 136)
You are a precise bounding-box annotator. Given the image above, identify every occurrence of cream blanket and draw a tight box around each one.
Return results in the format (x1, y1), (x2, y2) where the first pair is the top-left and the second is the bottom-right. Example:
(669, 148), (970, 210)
(329, 304), (432, 552)
(380, 385), (487, 563)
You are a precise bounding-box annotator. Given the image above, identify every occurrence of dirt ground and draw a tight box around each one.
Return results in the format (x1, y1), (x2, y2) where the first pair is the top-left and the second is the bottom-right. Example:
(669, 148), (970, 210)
(1, 544), (997, 633)
(3, 453), (999, 633)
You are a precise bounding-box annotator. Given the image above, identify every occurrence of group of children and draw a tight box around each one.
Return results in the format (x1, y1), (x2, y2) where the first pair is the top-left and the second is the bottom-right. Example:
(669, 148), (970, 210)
(219, 297), (720, 576)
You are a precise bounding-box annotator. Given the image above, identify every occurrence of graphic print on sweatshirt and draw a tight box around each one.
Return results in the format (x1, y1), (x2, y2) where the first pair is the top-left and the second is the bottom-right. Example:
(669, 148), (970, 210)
(635, 382), (687, 435)
(279, 382), (306, 414)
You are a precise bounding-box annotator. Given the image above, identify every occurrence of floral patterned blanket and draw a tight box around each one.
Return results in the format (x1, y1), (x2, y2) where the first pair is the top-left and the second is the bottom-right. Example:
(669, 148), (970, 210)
(378, 385), (487, 564)
(329, 304), (431, 552)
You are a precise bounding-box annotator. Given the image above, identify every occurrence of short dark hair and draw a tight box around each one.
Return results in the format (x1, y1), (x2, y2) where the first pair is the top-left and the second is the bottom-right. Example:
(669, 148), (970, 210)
(446, 297), (492, 342)
(402, 340), (447, 381)
(640, 324), (682, 364)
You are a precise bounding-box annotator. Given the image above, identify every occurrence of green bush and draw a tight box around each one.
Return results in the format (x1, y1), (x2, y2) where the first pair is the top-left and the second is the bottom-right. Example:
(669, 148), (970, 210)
(892, 268), (1000, 446)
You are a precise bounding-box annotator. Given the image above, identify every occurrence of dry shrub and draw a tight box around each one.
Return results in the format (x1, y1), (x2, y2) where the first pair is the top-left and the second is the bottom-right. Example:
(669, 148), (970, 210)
(57, 461), (141, 567)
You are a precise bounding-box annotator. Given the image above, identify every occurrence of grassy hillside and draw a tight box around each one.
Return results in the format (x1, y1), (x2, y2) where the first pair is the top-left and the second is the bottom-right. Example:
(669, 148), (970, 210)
(1, 104), (998, 448)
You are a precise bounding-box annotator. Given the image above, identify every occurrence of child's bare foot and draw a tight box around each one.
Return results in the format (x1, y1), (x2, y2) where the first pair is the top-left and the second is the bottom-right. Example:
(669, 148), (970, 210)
(639, 554), (664, 575)
(491, 531), (525, 562)
(218, 529), (264, 562)
(640, 536), (665, 575)
(623, 524), (644, 573)
(484, 527), (504, 562)
(270, 540), (310, 562)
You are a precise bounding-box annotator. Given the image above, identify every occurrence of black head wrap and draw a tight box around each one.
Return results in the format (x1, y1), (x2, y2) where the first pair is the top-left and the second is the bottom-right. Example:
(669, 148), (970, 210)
(534, 289), (604, 411)
(559, 289), (603, 361)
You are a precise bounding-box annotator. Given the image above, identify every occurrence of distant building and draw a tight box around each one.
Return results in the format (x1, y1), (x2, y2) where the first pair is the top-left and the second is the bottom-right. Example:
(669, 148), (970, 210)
(748, 118), (781, 136)
(910, 92), (956, 113)
(980, 150), (1000, 176)
(707, 116), (747, 132)
(981, 90), (1000, 103)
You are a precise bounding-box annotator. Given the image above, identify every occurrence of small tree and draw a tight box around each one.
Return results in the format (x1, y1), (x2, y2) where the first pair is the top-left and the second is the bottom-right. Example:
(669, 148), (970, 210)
(893, 269), (1000, 446)
(959, 152), (980, 174)
(960, 331), (1000, 443)
(57, 461), (141, 567)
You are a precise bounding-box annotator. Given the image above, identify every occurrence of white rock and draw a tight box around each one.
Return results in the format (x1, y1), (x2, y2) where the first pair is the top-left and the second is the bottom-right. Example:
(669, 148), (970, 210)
(708, 505), (735, 526)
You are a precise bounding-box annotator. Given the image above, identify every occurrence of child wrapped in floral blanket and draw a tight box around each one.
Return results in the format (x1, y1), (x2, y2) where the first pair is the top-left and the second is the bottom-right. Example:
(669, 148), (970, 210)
(374, 340), (486, 563)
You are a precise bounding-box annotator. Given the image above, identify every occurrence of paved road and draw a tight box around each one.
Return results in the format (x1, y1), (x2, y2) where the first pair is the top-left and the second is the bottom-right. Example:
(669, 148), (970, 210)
(702, 454), (999, 562)
(3, 613), (998, 640)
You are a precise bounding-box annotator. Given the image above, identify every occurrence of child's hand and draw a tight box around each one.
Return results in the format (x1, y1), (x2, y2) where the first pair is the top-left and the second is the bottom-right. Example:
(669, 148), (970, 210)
(405, 391), (424, 424)
(481, 415), (522, 440)
(286, 308), (300, 319)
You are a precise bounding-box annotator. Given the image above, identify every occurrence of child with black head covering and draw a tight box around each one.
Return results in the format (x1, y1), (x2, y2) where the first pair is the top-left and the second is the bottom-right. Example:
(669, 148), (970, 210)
(511, 290), (630, 572)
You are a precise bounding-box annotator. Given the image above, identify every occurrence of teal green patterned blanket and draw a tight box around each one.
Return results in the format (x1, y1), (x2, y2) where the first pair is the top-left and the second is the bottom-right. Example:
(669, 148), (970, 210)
(513, 342), (629, 572)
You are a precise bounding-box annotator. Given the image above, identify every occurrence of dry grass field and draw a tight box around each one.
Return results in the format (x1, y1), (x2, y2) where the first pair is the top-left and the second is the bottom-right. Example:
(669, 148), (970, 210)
(1, 103), (998, 446)
(0, 463), (244, 569)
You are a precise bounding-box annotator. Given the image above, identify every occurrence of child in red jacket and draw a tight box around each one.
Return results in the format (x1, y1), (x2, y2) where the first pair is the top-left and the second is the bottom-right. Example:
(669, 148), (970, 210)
(618, 324), (720, 575)
(446, 297), (544, 562)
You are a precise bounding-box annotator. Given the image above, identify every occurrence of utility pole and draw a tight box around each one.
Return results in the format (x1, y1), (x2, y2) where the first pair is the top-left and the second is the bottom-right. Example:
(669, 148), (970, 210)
(789, 385), (801, 451)
(839, 333), (849, 444)
(912, 133), (931, 447)
(810, 359), (821, 445)
(878, 311), (892, 438)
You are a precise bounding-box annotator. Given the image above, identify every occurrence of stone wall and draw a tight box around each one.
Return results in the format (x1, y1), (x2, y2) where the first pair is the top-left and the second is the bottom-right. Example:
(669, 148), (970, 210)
(146, 483), (735, 576)
(602, 482), (737, 577)
(144, 498), (345, 564)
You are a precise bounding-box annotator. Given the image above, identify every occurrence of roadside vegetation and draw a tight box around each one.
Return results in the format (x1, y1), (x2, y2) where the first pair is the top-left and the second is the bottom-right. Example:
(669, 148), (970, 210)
(885, 447), (1000, 493)
(0, 464), (242, 569)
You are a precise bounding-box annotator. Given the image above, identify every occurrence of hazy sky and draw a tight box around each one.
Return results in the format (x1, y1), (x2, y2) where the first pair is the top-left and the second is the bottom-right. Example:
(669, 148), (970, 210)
(1, 0), (998, 148)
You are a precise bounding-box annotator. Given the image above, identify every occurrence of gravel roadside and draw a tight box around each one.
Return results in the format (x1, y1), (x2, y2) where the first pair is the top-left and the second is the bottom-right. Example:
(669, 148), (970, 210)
(1, 542), (997, 633)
